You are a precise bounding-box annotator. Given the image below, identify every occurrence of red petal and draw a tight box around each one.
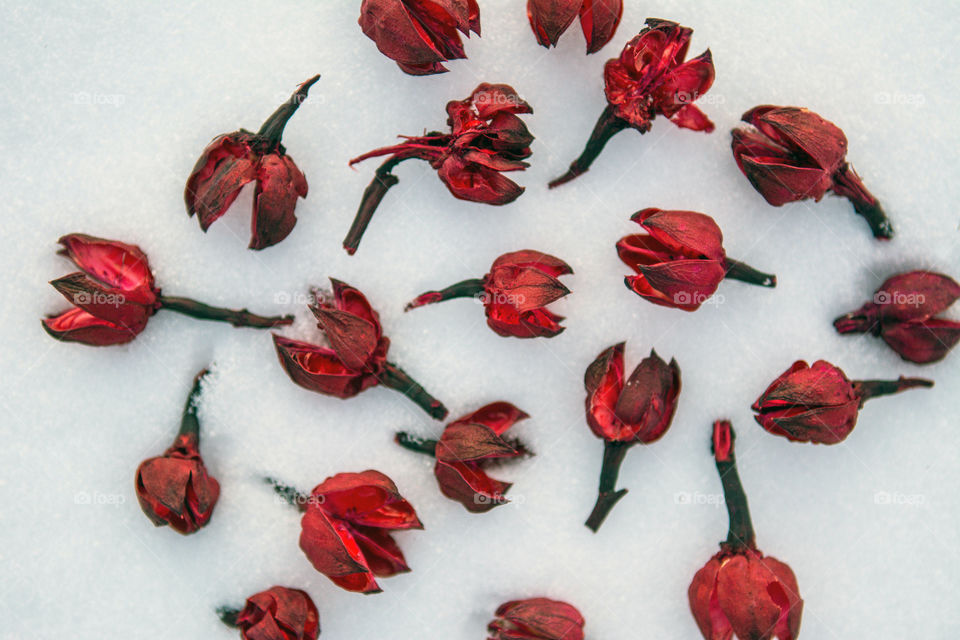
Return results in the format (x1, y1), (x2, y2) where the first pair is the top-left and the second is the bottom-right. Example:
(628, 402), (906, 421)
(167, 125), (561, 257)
(491, 250), (573, 278)
(449, 401), (530, 435)
(331, 278), (383, 331)
(43, 307), (143, 346)
(57, 233), (155, 301)
(487, 265), (570, 312)
(688, 556), (732, 640)
(350, 525), (411, 577)
(762, 401), (860, 444)
(299, 507), (380, 593)
(876, 270), (960, 322)
(312, 307), (380, 371)
(527, 0), (580, 48)
(653, 49), (715, 118)
(763, 555), (804, 640)
(579, 0), (622, 54)
(250, 154), (307, 250)
(311, 470), (423, 530)
(359, 0), (449, 70)
(738, 156), (833, 205)
(485, 304), (567, 338)
(613, 350), (681, 443)
(434, 460), (511, 512)
(756, 360), (856, 409)
(495, 598), (586, 640)
(436, 422), (519, 462)
(634, 259), (725, 310)
(669, 104), (715, 132)
(634, 208), (725, 261)
(50, 273), (151, 329)
(183, 133), (257, 229)
(437, 157), (525, 204)
(583, 342), (626, 440)
(272, 334), (374, 398)
(467, 83), (533, 119)
(716, 554), (782, 640)
(752, 106), (847, 172)
(882, 319), (960, 364)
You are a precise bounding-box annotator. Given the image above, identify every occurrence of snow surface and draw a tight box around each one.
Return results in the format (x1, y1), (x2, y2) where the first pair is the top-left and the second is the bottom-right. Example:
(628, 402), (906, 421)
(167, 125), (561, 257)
(2, 1), (959, 638)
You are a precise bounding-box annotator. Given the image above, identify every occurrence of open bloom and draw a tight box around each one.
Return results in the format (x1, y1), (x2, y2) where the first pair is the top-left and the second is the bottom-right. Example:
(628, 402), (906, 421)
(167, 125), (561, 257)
(185, 75), (318, 250)
(688, 421), (803, 640)
(834, 271), (960, 364)
(488, 598), (585, 640)
(405, 250), (572, 337)
(731, 105), (892, 240)
(297, 471), (422, 594)
(752, 360), (933, 444)
(527, 0), (622, 54)
(344, 83), (533, 254)
(396, 402), (531, 512)
(273, 278), (448, 419)
(583, 342), (681, 531)
(219, 586), (320, 640)
(44, 234), (290, 346)
(618, 208), (776, 310)
(360, 0), (479, 75)
(549, 18), (714, 188)
(135, 370), (219, 535)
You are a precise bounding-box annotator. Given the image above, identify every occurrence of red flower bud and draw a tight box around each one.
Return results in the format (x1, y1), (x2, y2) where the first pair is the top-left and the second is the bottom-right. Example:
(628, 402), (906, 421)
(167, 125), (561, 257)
(834, 270), (960, 364)
(220, 586), (320, 640)
(752, 360), (933, 444)
(583, 342), (681, 531)
(396, 402), (531, 512)
(135, 370), (219, 535)
(405, 250), (572, 338)
(689, 421), (803, 640)
(731, 105), (893, 240)
(359, 0), (480, 75)
(549, 18), (714, 188)
(488, 598), (585, 640)
(298, 470), (422, 594)
(185, 76), (318, 250)
(273, 279), (447, 419)
(344, 84), (533, 254)
(617, 209), (776, 310)
(43, 234), (292, 346)
(527, 0), (622, 54)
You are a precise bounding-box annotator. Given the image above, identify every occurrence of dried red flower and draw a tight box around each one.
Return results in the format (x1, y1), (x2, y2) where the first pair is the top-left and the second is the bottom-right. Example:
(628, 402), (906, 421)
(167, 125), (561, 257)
(405, 250), (573, 337)
(583, 342), (681, 531)
(834, 270), (960, 364)
(396, 402), (531, 512)
(44, 234), (291, 346)
(527, 0), (622, 54)
(689, 421), (803, 640)
(359, 0), (480, 75)
(617, 208), (776, 310)
(344, 83), (533, 254)
(731, 105), (893, 240)
(549, 18), (714, 188)
(488, 598), (586, 640)
(752, 360), (933, 444)
(135, 369), (219, 535)
(219, 586), (320, 640)
(185, 75), (318, 250)
(292, 471), (422, 594)
(273, 278), (448, 419)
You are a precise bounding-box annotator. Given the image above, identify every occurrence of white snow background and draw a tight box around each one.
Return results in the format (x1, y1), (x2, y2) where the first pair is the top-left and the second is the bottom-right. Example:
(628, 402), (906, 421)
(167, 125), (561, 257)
(2, 1), (959, 638)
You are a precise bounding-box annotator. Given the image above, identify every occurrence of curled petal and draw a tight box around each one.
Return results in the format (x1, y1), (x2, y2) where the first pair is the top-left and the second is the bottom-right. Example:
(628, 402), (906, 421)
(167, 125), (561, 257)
(250, 153), (308, 250)
(43, 307), (143, 346)
(311, 470), (423, 530)
(273, 334), (375, 398)
(485, 304), (567, 338)
(746, 106), (847, 172)
(882, 319), (960, 364)
(715, 555), (783, 640)
(350, 525), (411, 577)
(312, 307), (380, 371)
(299, 506), (380, 594)
(493, 598), (586, 640)
(669, 103), (715, 132)
(633, 259), (726, 310)
(487, 265), (570, 312)
(438, 157), (525, 204)
(583, 342), (625, 440)
(468, 83), (533, 119)
(449, 401), (530, 435)
(492, 250), (573, 279)
(755, 360), (856, 410)
(527, 0), (581, 48)
(579, 0), (622, 54)
(633, 208), (725, 261)
(435, 459), (511, 513)
(436, 422), (518, 462)
(613, 350), (681, 443)
(331, 278), (383, 331)
(877, 271), (960, 322)
(654, 49), (715, 119)
(50, 272), (151, 329)
(183, 133), (257, 230)
(57, 233), (155, 301)
(737, 156), (833, 205)
(359, 0), (450, 72)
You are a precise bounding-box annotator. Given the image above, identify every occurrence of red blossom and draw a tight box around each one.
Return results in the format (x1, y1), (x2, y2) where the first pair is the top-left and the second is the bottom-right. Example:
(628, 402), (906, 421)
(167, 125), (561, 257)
(488, 598), (585, 640)
(752, 360), (933, 444)
(834, 270), (960, 364)
(527, 0), (622, 54)
(359, 0), (480, 75)
(617, 209), (776, 310)
(404, 250), (572, 338)
(185, 76), (318, 250)
(549, 18), (714, 188)
(273, 279), (447, 419)
(344, 84), (533, 255)
(135, 370), (219, 535)
(731, 105), (893, 239)
(298, 471), (422, 594)
(224, 586), (320, 640)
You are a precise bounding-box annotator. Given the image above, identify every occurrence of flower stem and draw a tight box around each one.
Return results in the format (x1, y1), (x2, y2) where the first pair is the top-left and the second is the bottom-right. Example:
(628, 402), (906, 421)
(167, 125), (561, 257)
(158, 295), (293, 328)
(584, 440), (630, 532)
(395, 432), (438, 456)
(216, 607), (241, 628)
(854, 377), (934, 403)
(404, 278), (486, 311)
(343, 157), (407, 255)
(264, 477), (308, 512)
(177, 368), (210, 440)
(832, 163), (893, 240)
(256, 74), (321, 146)
(724, 258), (777, 287)
(380, 362), (449, 420)
(712, 421), (756, 551)
(549, 104), (628, 189)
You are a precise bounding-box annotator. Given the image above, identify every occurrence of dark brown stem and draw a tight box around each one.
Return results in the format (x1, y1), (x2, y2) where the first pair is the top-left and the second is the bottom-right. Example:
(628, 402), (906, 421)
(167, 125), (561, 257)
(404, 278), (486, 311)
(395, 432), (438, 455)
(177, 368), (210, 440)
(264, 477), (309, 512)
(380, 362), (449, 420)
(584, 440), (630, 532)
(158, 295), (293, 329)
(712, 421), (756, 551)
(854, 377), (933, 403)
(724, 258), (777, 288)
(549, 104), (628, 188)
(216, 607), (241, 628)
(256, 74), (321, 146)
(832, 163), (893, 240)
(343, 157), (407, 255)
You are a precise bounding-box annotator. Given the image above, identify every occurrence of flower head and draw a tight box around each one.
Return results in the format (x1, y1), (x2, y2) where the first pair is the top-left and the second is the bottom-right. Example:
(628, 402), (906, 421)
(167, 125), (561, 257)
(527, 0), (622, 53)
(229, 586), (320, 640)
(488, 598), (585, 640)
